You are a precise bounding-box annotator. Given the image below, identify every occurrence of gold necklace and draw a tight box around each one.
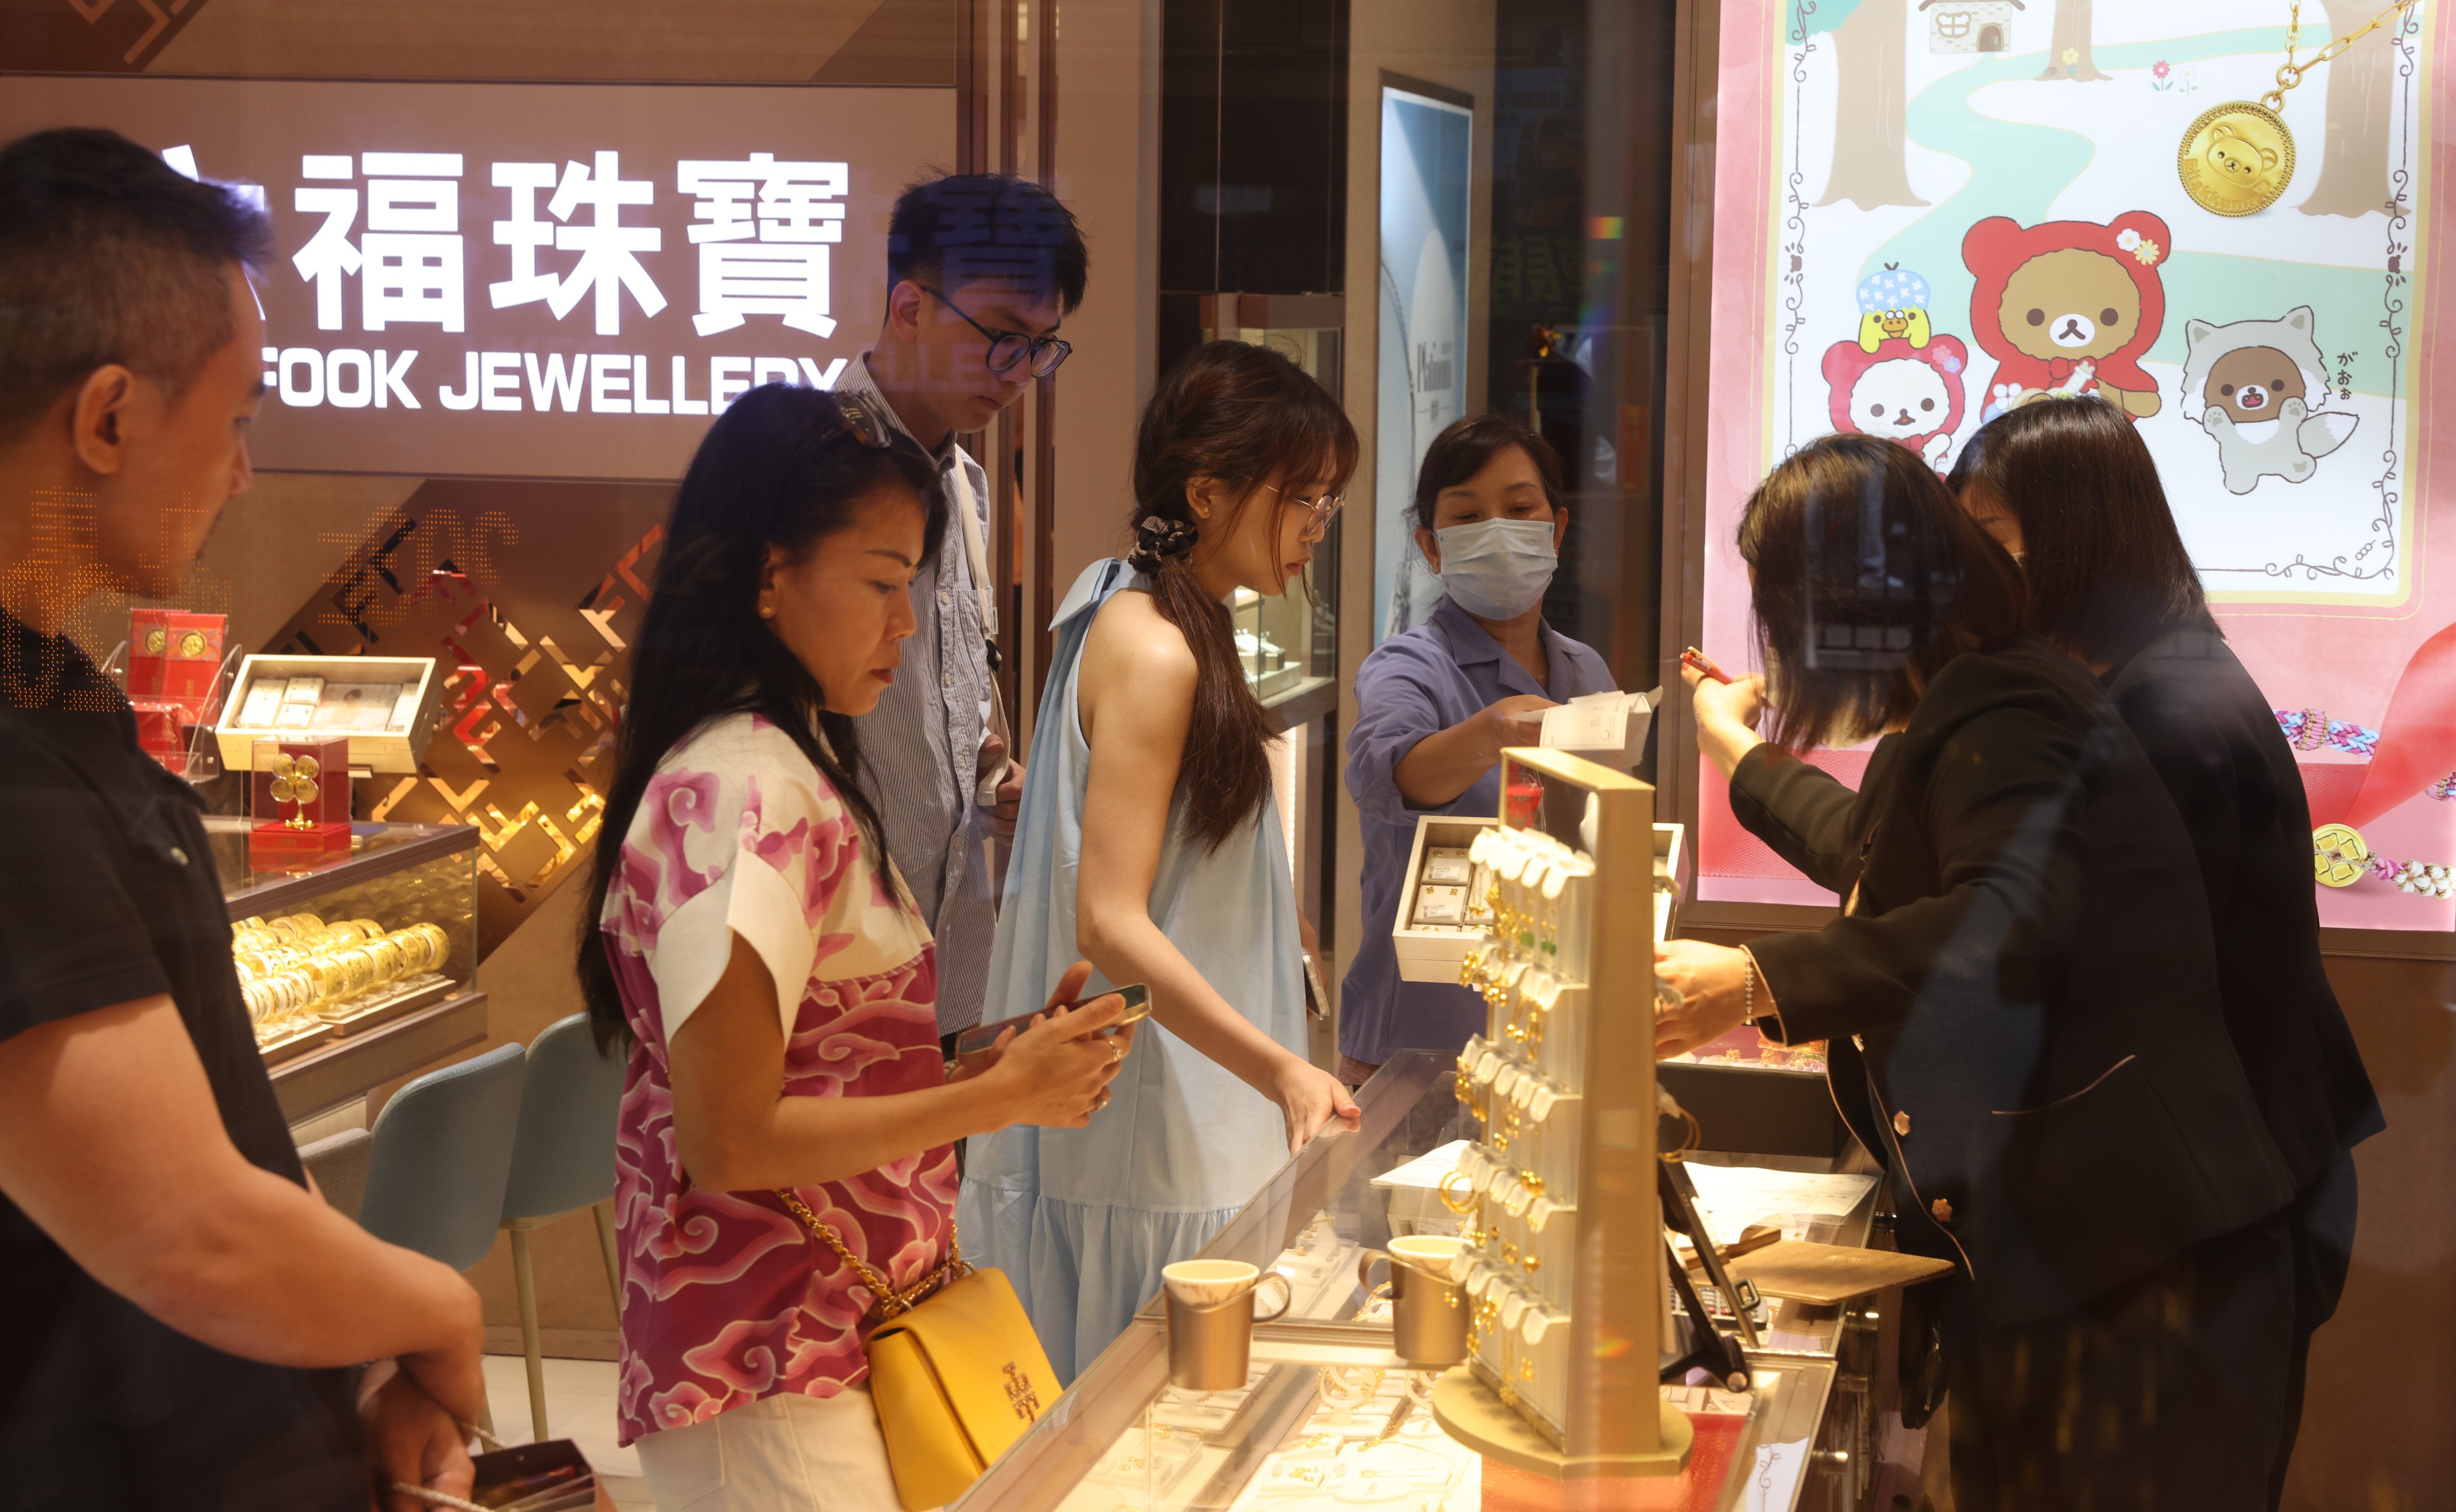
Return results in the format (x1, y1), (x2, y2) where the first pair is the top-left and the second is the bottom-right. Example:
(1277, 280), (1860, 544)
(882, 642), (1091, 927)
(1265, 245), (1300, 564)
(2178, 0), (2416, 216)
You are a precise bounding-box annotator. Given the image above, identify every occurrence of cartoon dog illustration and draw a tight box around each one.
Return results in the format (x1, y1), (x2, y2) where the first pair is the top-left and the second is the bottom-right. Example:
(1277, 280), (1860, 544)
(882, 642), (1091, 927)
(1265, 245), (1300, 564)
(1823, 333), (1970, 470)
(1856, 265), (1935, 352)
(2178, 306), (2359, 494)
(1962, 212), (2169, 421)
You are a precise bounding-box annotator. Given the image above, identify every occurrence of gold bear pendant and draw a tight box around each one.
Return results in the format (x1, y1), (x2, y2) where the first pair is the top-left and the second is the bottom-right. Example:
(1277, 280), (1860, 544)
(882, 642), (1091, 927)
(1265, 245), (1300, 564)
(2178, 101), (2296, 217)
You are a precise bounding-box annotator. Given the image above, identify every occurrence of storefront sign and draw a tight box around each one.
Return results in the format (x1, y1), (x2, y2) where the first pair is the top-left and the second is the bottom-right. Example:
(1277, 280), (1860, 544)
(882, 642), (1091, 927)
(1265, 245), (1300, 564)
(0, 77), (956, 480)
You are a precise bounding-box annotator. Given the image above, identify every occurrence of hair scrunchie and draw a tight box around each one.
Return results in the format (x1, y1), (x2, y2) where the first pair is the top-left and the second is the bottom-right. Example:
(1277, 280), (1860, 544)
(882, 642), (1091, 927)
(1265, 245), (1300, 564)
(1127, 515), (1199, 575)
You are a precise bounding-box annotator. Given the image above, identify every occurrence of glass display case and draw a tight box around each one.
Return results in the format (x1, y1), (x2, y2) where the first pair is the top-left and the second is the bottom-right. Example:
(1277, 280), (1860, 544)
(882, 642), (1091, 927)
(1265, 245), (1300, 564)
(1231, 585), (1331, 713)
(206, 816), (488, 1122)
(953, 1052), (1879, 1512)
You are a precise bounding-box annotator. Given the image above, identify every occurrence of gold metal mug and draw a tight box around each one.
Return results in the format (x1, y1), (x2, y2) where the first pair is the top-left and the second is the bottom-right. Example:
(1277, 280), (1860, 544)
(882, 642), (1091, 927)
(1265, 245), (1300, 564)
(1162, 1261), (1295, 1392)
(1357, 1236), (1469, 1368)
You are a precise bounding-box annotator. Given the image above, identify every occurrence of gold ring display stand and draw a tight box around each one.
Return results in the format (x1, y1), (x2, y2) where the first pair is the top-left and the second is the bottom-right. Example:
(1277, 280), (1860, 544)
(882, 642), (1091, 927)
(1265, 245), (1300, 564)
(1435, 748), (1692, 1481)
(1429, 1366), (1692, 1479)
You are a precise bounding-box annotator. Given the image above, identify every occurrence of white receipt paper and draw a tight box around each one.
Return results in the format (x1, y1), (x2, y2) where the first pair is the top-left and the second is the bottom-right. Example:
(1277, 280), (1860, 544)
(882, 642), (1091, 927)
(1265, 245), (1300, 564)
(1680, 1164), (1879, 1245)
(1371, 1139), (1478, 1191)
(1742, 1438), (1810, 1511)
(1539, 689), (1656, 766)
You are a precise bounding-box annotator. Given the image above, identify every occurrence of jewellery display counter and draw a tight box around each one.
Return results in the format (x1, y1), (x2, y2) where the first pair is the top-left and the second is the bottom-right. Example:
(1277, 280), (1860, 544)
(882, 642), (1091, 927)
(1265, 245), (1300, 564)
(205, 816), (488, 1122)
(951, 1052), (1891, 1512)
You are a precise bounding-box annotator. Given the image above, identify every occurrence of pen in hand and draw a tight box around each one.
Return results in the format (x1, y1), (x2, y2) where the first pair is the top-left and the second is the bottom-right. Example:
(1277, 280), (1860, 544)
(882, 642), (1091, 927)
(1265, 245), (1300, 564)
(1680, 646), (1734, 685)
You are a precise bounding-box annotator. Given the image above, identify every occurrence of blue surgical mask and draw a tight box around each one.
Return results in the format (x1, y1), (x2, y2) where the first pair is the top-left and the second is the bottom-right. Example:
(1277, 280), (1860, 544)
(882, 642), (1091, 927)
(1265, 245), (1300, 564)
(1433, 518), (1557, 620)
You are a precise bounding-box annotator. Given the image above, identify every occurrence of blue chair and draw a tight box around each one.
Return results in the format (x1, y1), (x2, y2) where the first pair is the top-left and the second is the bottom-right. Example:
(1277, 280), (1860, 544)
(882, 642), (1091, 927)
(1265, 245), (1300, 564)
(499, 1013), (626, 1441)
(359, 1041), (527, 1438)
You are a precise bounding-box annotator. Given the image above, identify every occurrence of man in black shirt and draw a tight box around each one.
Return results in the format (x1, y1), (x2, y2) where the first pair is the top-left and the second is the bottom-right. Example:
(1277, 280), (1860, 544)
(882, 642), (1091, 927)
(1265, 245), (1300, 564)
(0, 128), (485, 1510)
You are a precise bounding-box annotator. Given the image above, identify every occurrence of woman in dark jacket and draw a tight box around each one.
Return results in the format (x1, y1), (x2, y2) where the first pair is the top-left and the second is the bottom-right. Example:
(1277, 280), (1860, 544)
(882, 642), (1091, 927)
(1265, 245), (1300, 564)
(1655, 434), (2298, 1510)
(1949, 396), (2381, 1503)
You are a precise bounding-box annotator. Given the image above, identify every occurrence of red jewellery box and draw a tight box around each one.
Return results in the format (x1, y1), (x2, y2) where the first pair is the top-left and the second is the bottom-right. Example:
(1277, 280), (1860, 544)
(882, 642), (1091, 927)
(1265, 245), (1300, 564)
(128, 609), (226, 723)
(126, 608), (171, 698)
(162, 611), (227, 723)
(248, 737), (352, 864)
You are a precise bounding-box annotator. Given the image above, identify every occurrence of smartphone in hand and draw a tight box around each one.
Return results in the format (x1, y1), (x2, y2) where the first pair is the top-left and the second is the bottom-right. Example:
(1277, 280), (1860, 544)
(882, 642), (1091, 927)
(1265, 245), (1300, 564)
(952, 984), (1151, 1069)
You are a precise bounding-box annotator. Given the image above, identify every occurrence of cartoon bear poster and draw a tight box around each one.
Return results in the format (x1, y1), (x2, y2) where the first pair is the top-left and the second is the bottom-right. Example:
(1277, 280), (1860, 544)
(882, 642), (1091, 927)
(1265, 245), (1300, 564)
(1696, 0), (2439, 927)
(1961, 212), (2169, 422)
(1821, 333), (1969, 468)
(1724, 2), (2418, 609)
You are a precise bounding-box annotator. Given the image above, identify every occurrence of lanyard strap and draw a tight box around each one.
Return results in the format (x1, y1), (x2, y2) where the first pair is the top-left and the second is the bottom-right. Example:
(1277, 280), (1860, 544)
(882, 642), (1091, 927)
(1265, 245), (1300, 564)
(947, 455), (998, 639)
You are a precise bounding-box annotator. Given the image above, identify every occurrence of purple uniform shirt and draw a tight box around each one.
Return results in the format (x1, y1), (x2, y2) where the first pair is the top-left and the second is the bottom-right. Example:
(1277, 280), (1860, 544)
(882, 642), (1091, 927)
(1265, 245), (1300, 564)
(1340, 599), (1616, 1066)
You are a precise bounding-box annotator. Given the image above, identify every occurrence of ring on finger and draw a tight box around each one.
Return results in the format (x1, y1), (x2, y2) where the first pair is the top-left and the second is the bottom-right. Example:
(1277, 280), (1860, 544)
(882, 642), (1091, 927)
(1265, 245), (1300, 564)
(1109, 1039), (1125, 1064)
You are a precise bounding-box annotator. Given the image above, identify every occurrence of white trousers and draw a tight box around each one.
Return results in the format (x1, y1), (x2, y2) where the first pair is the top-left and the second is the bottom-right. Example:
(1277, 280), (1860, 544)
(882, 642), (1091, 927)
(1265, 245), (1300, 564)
(635, 1385), (931, 1512)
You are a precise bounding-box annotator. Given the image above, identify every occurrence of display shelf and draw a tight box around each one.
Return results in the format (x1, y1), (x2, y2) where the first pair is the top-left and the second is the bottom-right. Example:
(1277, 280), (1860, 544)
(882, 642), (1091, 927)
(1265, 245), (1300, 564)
(205, 816), (478, 929)
(268, 988), (490, 1123)
(203, 815), (486, 1119)
(1447, 749), (1674, 1463)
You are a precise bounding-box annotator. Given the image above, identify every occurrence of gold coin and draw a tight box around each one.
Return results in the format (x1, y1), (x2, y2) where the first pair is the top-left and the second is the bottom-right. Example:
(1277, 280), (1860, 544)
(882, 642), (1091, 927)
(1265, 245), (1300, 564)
(2178, 101), (2295, 217)
(178, 630), (208, 659)
(143, 627), (167, 655)
(2313, 823), (2370, 888)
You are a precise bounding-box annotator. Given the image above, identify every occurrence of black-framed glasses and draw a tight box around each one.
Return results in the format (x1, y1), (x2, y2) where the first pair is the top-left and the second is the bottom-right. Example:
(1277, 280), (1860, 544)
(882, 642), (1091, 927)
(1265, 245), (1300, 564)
(919, 285), (1073, 377)
(1260, 481), (1347, 543)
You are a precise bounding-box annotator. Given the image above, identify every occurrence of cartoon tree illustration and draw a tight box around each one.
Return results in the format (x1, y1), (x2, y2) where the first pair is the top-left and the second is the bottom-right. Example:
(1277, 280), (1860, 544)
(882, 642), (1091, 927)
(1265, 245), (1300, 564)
(1808, 0), (1931, 211)
(2034, 0), (2108, 81)
(2299, 0), (2401, 217)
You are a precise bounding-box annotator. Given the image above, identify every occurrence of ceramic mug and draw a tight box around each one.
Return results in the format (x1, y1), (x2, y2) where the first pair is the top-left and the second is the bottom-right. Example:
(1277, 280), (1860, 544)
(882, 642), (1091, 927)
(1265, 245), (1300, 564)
(1163, 1260), (1295, 1391)
(1357, 1236), (1469, 1367)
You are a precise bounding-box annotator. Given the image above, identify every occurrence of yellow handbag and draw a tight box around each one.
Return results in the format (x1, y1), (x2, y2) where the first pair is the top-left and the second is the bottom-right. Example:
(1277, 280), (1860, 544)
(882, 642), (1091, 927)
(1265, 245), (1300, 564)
(777, 1190), (1058, 1511)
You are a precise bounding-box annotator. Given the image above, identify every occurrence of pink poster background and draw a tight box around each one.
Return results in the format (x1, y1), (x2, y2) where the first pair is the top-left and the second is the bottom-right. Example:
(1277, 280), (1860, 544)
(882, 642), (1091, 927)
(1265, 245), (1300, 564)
(1695, 2), (2452, 928)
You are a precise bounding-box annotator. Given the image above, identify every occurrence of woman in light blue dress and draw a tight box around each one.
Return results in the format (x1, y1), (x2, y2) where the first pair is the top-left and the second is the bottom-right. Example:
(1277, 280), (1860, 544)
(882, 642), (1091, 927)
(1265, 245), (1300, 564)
(959, 342), (1362, 1379)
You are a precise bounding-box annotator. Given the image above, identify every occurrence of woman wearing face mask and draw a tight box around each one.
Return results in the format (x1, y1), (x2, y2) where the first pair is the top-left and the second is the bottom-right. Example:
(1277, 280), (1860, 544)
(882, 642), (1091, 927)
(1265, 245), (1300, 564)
(1337, 416), (1617, 1086)
(959, 342), (1364, 1381)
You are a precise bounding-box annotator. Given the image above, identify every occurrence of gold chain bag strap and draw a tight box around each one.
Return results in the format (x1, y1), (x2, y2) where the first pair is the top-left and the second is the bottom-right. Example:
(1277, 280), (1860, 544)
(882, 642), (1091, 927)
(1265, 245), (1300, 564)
(775, 1190), (1059, 1511)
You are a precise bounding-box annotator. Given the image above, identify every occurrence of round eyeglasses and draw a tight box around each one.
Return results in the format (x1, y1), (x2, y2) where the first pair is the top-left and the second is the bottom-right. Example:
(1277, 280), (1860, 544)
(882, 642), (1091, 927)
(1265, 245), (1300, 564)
(921, 285), (1074, 378)
(1260, 482), (1347, 543)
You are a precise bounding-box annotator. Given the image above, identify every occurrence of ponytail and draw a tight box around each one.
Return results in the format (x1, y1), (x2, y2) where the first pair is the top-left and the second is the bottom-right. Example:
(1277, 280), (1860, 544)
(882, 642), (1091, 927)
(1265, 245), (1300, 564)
(1127, 342), (1356, 850)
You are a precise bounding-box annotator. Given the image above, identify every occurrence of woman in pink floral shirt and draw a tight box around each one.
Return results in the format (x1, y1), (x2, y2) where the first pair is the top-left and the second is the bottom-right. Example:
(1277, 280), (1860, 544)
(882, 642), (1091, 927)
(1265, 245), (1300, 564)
(578, 384), (1130, 1512)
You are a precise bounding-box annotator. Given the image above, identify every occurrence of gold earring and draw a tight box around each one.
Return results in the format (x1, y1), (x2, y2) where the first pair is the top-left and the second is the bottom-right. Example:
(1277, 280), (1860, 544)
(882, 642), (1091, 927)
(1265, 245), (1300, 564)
(758, 603), (776, 619)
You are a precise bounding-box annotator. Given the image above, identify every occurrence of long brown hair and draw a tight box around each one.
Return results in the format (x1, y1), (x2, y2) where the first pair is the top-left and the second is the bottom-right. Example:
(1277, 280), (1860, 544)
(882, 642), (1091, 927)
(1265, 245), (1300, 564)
(1739, 433), (2023, 751)
(1947, 395), (2205, 666)
(1128, 341), (1357, 849)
